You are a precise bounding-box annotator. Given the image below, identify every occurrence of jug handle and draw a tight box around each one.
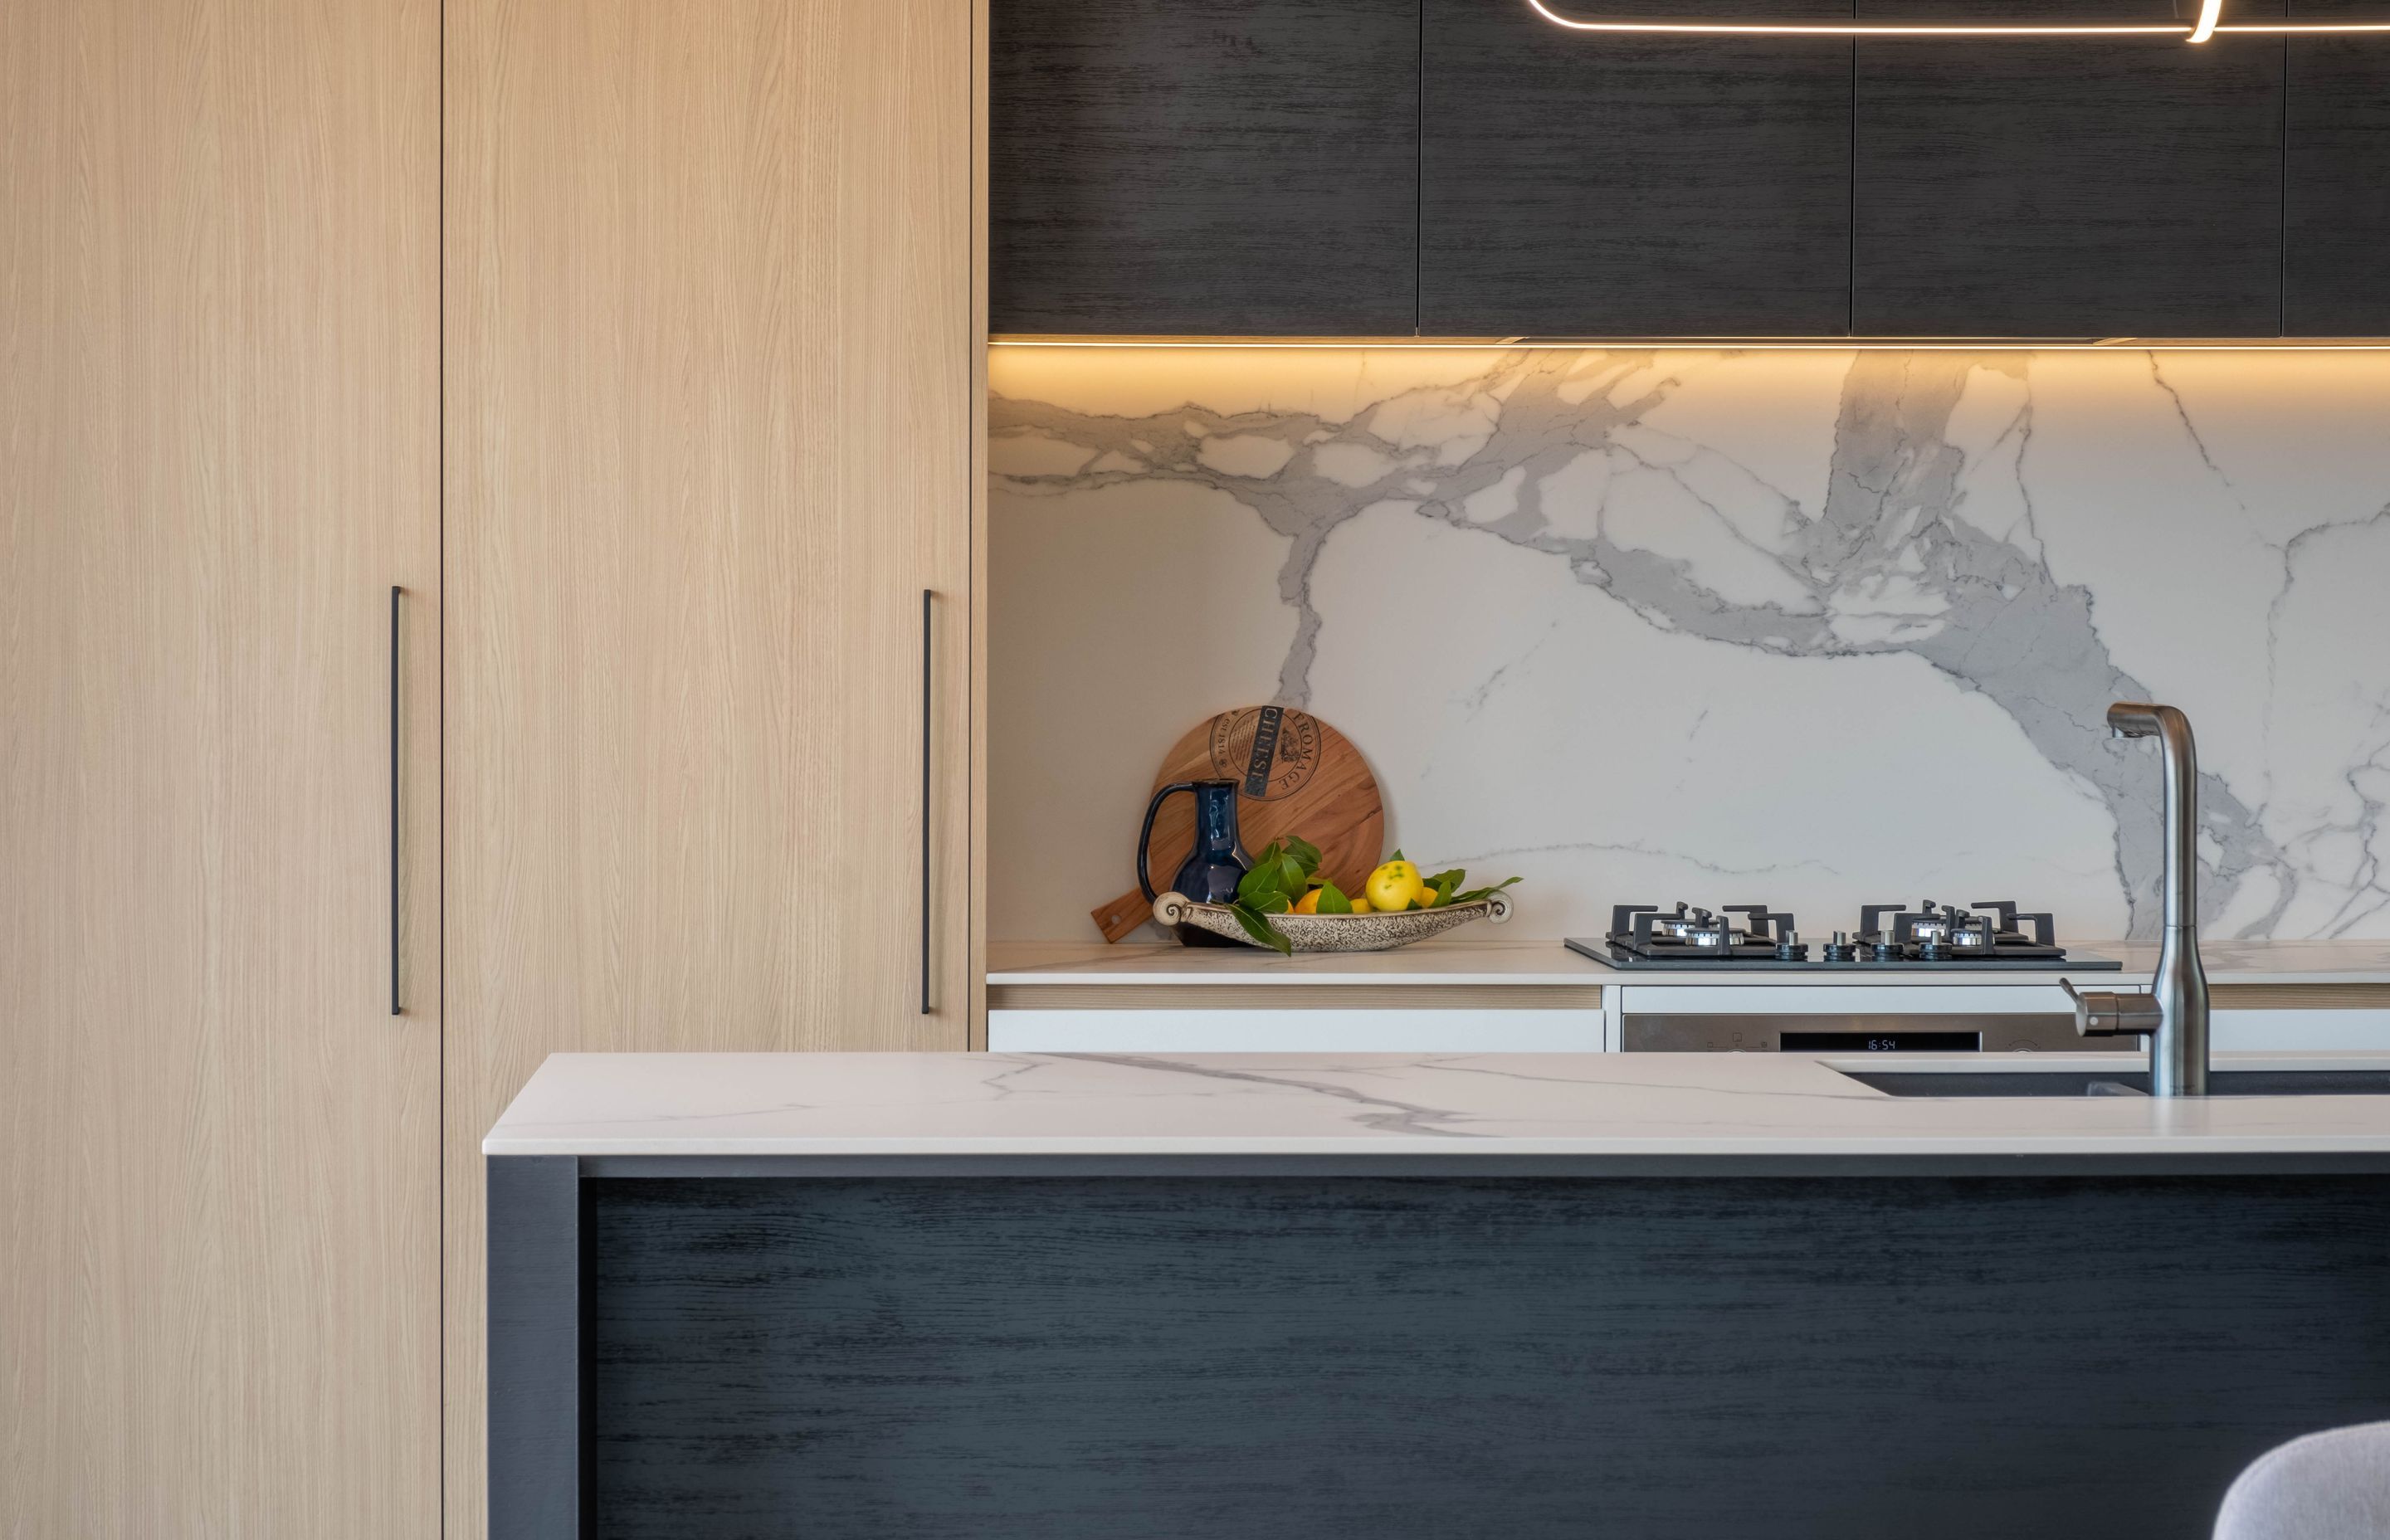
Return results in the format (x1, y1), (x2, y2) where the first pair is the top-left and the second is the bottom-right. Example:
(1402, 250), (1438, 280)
(1137, 782), (1202, 904)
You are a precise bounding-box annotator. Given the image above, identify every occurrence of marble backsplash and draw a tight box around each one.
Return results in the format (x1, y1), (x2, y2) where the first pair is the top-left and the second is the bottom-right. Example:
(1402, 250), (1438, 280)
(989, 346), (2390, 943)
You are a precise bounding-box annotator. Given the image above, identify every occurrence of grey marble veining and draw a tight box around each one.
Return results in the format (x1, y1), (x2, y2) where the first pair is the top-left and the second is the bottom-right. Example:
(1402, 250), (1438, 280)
(990, 347), (2390, 943)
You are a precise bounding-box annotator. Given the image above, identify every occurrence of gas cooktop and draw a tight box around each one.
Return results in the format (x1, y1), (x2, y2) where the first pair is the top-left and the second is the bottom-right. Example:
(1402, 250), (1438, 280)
(1565, 900), (2124, 972)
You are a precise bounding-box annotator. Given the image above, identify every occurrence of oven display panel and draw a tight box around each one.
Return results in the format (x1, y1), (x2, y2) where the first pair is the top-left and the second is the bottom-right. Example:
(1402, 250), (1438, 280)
(1778, 1031), (1983, 1053)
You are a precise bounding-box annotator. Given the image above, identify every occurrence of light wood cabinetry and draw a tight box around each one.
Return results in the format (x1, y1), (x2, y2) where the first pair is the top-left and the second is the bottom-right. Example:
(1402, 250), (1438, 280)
(444, 0), (981, 1529)
(6, 0), (979, 1528)
(0, 0), (441, 1533)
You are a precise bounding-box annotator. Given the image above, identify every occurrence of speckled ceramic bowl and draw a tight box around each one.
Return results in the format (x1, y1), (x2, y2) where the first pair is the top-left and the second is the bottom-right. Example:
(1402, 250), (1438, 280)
(1153, 889), (1513, 953)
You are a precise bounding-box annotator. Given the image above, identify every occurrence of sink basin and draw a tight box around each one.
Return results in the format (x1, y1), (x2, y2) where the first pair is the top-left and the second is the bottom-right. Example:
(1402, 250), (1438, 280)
(1841, 1068), (2390, 1099)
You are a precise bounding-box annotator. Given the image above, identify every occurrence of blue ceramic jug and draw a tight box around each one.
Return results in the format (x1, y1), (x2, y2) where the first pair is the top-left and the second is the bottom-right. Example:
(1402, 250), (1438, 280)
(1137, 778), (1251, 948)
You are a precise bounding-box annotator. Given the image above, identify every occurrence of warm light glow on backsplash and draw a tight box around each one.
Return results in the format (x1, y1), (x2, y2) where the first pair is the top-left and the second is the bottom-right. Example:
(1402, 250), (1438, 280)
(986, 339), (2390, 426)
(993, 336), (2390, 353)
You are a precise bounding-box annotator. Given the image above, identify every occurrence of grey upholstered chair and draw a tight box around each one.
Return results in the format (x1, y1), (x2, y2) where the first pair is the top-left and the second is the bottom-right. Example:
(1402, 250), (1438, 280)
(2215, 1422), (2390, 1540)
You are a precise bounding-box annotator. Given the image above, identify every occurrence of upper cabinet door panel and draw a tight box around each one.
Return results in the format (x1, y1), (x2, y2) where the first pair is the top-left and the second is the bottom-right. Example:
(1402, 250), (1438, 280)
(1420, 0), (1854, 338)
(990, 0), (1419, 335)
(2286, 0), (2390, 334)
(1853, 0), (2285, 338)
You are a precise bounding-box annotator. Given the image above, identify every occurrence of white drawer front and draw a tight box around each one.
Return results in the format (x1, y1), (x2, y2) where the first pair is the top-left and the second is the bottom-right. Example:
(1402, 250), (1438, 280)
(988, 1009), (1604, 1055)
(2212, 1010), (2390, 1051)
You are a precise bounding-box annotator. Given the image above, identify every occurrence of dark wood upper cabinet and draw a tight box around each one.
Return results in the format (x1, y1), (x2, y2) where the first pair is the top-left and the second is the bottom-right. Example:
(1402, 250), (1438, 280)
(988, 0), (1419, 335)
(1419, 0), (1854, 337)
(2287, 0), (2390, 334)
(992, 0), (2383, 339)
(1852, 0), (2285, 337)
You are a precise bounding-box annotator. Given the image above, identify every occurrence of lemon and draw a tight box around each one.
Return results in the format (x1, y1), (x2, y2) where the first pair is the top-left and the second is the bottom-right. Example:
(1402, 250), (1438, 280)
(1293, 888), (1322, 914)
(1415, 885), (1441, 910)
(1364, 860), (1422, 913)
(1349, 895), (1373, 914)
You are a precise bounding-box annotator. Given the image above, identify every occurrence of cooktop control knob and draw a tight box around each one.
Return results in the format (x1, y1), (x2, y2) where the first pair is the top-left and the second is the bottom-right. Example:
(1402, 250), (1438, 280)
(1822, 931), (1856, 962)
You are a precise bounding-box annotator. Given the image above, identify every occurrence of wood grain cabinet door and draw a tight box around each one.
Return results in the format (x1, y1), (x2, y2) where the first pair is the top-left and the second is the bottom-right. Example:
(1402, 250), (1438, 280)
(1, 0), (441, 1532)
(1420, 0), (1856, 338)
(446, 0), (976, 1531)
(990, 0), (1421, 334)
(1853, 0), (2285, 338)
(2286, 0), (2390, 334)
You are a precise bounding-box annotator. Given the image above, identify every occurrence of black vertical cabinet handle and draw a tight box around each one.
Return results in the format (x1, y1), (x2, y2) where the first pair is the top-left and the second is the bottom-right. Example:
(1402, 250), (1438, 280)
(389, 585), (402, 1016)
(919, 588), (933, 1016)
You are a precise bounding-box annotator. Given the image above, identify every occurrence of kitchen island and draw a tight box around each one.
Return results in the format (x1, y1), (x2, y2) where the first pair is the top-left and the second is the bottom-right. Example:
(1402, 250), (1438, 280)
(490, 1051), (2390, 1539)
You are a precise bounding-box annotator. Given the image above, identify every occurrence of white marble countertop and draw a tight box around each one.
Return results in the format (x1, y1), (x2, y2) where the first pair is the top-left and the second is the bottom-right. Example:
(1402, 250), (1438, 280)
(485, 1050), (2390, 1157)
(988, 938), (2390, 987)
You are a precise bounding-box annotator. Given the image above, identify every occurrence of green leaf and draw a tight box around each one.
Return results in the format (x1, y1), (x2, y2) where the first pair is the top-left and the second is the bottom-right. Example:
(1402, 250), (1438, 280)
(1234, 836), (1335, 913)
(1227, 901), (1293, 955)
(1451, 875), (1523, 904)
(1239, 842), (1300, 904)
(1424, 869), (1464, 899)
(1316, 880), (1353, 914)
(1389, 848), (1406, 863)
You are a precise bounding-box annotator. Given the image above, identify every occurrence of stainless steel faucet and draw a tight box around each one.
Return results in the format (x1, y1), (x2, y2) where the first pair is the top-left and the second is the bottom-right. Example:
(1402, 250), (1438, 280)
(2061, 702), (2211, 1095)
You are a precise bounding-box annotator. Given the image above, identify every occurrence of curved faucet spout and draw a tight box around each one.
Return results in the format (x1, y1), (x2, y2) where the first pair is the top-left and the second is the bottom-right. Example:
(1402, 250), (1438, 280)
(2105, 701), (2168, 740)
(2074, 702), (2209, 1095)
(2107, 704), (2200, 937)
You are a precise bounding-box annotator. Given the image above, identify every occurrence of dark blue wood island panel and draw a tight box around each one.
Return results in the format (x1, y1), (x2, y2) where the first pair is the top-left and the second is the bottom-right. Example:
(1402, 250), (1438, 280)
(522, 1172), (2390, 1540)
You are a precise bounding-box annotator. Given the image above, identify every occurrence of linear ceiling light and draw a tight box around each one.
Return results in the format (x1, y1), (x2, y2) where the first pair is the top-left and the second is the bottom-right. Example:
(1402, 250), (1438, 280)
(1527, 0), (2390, 40)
